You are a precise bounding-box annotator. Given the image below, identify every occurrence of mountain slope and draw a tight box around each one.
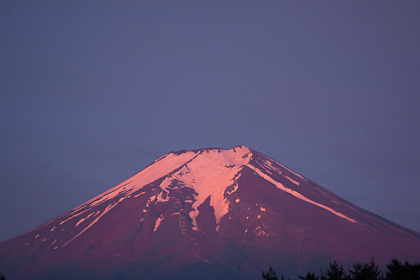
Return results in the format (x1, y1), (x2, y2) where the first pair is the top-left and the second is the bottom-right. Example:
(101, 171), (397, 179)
(1, 145), (420, 280)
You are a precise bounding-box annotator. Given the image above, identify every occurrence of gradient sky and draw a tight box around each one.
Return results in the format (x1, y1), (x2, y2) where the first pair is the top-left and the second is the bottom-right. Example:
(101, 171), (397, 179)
(1, 1), (420, 242)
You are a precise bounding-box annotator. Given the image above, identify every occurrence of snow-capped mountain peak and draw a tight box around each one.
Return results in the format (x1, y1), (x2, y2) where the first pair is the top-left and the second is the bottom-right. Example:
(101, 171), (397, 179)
(1, 145), (420, 280)
(157, 145), (252, 229)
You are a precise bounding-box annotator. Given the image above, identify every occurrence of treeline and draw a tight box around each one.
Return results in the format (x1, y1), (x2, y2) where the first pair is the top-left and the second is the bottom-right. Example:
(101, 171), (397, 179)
(262, 259), (420, 280)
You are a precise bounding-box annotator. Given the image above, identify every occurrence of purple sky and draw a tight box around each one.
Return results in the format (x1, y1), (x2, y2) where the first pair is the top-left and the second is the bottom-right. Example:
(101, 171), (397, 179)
(1, 1), (420, 242)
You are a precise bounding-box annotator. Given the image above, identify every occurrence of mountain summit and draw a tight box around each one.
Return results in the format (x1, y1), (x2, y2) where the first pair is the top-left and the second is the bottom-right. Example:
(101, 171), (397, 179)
(1, 145), (420, 280)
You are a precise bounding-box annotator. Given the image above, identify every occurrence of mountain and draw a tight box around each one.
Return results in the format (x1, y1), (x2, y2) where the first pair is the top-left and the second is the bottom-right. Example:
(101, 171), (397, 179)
(1, 145), (420, 280)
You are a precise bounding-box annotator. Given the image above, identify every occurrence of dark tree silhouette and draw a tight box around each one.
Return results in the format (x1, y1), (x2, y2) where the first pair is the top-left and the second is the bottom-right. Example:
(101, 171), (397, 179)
(299, 271), (319, 280)
(0, 273), (5, 280)
(386, 259), (420, 280)
(262, 265), (289, 280)
(262, 266), (279, 280)
(264, 258), (420, 280)
(349, 259), (381, 280)
(321, 260), (349, 280)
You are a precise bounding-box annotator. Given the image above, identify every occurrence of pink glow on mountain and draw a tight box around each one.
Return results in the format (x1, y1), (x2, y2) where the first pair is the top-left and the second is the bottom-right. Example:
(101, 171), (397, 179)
(1, 145), (419, 280)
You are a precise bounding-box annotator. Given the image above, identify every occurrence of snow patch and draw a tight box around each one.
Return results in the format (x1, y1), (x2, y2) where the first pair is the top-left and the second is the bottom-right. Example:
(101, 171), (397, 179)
(235, 198), (240, 203)
(259, 160), (276, 175)
(157, 191), (170, 203)
(260, 207), (266, 212)
(156, 178), (174, 203)
(254, 226), (268, 237)
(149, 195), (157, 203)
(75, 212), (95, 228)
(134, 191), (146, 198)
(153, 214), (164, 232)
(60, 210), (86, 225)
(226, 182), (239, 195)
(284, 176), (300, 186)
(35, 234), (39, 238)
